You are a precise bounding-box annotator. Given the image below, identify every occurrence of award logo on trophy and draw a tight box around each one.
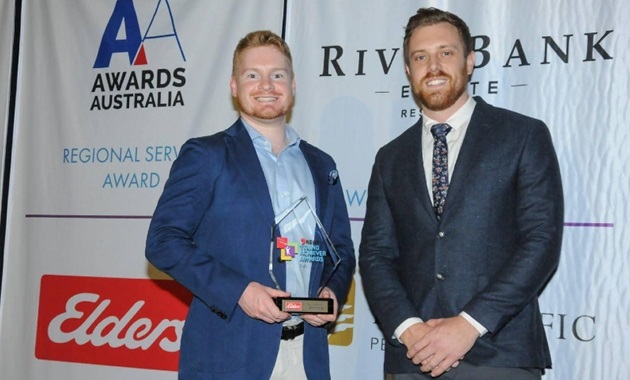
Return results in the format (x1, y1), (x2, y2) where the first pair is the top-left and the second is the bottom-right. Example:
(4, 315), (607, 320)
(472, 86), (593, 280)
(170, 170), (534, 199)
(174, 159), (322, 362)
(269, 197), (340, 314)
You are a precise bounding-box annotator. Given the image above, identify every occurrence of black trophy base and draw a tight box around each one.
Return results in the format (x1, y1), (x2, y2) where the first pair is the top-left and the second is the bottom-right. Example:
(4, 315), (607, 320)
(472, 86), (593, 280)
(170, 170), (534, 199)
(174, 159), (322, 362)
(274, 297), (334, 314)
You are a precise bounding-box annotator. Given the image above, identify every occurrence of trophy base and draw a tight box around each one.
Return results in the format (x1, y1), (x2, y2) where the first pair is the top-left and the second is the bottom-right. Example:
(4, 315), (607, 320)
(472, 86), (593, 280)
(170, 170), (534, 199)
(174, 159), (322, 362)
(274, 297), (334, 314)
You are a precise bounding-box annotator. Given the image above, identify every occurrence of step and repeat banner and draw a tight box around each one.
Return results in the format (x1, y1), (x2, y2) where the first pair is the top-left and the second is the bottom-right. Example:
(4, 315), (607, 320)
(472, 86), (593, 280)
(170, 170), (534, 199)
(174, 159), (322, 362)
(286, 1), (628, 379)
(1, 0), (629, 379)
(0, 1), (284, 379)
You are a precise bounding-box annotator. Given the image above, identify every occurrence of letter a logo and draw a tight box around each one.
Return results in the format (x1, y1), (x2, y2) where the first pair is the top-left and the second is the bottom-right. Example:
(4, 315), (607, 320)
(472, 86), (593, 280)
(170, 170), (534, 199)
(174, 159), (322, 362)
(93, 0), (186, 69)
(93, 0), (144, 68)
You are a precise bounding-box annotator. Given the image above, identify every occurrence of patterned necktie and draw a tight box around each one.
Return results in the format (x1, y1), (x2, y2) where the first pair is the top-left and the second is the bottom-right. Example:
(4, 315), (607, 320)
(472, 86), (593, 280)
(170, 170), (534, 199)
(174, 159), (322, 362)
(431, 123), (452, 218)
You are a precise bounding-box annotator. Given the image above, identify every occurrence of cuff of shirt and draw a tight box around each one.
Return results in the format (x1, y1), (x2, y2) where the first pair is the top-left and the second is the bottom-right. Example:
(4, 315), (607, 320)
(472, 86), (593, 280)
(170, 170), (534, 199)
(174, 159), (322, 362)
(460, 311), (487, 337)
(393, 317), (423, 343)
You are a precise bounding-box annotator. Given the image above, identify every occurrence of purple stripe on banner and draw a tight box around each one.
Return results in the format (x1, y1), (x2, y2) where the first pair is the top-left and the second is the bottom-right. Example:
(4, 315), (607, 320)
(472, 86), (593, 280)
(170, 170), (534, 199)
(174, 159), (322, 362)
(23, 215), (615, 228)
(563, 222), (614, 227)
(349, 218), (613, 228)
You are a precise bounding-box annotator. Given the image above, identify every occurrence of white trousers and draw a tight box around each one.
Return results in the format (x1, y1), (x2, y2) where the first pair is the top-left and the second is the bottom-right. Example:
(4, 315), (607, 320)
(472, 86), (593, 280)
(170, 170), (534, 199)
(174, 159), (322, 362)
(270, 335), (308, 380)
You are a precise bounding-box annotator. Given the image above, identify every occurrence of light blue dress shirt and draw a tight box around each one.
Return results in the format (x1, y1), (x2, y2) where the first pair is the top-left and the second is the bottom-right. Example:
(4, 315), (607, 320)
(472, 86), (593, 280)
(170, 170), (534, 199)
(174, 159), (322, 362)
(243, 120), (316, 323)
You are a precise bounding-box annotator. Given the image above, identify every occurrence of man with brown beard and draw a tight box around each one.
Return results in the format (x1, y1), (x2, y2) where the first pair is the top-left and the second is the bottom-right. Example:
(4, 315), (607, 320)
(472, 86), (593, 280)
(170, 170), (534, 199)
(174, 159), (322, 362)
(146, 30), (355, 380)
(359, 8), (564, 380)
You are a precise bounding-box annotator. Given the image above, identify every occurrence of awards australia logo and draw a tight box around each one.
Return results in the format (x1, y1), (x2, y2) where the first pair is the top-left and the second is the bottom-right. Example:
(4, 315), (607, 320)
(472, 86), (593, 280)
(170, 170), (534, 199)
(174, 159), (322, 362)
(90, 0), (187, 111)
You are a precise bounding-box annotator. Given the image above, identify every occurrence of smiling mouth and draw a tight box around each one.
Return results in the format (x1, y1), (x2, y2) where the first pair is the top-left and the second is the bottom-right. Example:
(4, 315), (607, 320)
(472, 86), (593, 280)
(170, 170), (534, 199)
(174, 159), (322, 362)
(254, 96), (279, 102)
(426, 78), (447, 87)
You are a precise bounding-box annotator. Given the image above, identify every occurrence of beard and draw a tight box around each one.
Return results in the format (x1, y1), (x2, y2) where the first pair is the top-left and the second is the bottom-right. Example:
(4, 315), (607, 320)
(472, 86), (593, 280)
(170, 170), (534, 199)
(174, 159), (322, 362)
(412, 67), (468, 112)
(237, 93), (294, 121)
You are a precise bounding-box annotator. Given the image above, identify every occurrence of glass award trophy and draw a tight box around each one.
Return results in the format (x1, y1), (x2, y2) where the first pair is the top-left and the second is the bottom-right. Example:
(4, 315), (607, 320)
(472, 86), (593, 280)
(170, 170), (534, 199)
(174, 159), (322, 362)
(269, 197), (341, 314)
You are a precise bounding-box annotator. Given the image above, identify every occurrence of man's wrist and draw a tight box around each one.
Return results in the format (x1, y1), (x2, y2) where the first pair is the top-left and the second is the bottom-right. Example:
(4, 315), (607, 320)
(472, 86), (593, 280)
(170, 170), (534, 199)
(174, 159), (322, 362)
(459, 311), (487, 337)
(394, 317), (423, 343)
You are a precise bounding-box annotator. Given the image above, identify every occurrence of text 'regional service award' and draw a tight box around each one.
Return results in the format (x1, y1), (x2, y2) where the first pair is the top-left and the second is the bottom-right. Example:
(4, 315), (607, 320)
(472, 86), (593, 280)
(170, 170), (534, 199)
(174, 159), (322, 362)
(269, 197), (340, 314)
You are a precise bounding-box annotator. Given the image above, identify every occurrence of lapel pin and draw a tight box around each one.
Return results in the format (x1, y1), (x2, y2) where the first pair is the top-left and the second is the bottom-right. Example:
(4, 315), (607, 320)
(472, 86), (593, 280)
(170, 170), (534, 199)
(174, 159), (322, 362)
(328, 170), (338, 185)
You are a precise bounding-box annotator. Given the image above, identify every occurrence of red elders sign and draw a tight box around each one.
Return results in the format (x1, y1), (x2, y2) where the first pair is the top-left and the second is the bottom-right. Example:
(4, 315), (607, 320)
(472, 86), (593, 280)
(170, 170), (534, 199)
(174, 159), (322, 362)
(285, 301), (304, 311)
(35, 275), (192, 371)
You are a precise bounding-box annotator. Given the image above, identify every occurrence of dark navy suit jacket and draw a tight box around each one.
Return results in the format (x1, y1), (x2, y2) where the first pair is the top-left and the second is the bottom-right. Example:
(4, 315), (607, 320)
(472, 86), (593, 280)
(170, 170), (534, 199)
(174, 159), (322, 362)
(146, 119), (355, 379)
(359, 97), (563, 373)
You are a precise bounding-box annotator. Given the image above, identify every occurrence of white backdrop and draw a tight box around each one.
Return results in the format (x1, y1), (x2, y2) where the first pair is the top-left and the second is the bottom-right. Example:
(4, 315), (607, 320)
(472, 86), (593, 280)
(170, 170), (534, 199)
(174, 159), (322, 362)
(1, 0), (629, 379)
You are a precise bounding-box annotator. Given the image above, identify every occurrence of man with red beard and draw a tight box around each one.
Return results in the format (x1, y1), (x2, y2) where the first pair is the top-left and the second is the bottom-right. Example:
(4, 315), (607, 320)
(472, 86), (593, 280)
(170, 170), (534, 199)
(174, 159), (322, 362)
(359, 8), (563, 380)
(146, 30), (355, 380)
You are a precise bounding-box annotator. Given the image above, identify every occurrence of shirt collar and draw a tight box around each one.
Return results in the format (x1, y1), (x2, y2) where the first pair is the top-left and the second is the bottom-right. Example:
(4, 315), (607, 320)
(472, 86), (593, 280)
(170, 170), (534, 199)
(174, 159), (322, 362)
(241, 118), (301, 150)
(422, 96), (476, 132)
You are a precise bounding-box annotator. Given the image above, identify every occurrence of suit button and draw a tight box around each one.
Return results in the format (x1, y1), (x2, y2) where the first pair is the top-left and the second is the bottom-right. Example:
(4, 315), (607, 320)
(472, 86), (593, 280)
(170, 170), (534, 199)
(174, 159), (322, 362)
(437, 231), (445, 238)
(436, 273), (445, 280)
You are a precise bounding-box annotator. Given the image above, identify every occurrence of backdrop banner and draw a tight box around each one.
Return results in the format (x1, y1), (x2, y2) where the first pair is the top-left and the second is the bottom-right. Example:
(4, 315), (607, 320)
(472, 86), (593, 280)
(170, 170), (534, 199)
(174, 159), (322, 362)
(0, 1), (284, 379)
(1, 0), (629, 379)
(286, 0), (628, 379)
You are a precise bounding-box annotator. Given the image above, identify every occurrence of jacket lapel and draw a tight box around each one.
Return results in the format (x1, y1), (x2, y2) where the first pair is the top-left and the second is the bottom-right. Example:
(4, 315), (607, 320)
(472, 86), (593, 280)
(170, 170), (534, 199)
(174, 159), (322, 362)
(300, 141), (329, 226)
(224, 120), (275, 223)
(299, 141), (337, 296)
(443, 99), (492, 219)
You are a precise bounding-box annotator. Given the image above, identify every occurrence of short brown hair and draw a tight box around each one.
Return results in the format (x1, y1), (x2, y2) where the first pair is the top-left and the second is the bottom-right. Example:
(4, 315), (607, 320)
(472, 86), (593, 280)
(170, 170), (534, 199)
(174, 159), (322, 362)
(232, 30), (293, 76)
(403, 8), (473, 65)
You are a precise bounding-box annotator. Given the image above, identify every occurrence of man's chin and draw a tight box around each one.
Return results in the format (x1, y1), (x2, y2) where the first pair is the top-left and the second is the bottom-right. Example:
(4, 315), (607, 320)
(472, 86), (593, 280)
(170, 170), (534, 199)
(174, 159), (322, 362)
(417, 95), (450, 112)
(253, 105), (292, 119)
(253, 111), (285, 120)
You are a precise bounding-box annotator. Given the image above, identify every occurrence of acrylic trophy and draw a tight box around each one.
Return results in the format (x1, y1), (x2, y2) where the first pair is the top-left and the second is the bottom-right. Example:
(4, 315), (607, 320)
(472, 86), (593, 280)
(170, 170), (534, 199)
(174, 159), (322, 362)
(269, 197), (341, 314)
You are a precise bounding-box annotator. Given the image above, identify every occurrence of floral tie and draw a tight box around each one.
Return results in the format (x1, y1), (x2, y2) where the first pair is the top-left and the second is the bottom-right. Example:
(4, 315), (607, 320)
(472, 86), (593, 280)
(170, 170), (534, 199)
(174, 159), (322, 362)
(431, 123), (452, 218)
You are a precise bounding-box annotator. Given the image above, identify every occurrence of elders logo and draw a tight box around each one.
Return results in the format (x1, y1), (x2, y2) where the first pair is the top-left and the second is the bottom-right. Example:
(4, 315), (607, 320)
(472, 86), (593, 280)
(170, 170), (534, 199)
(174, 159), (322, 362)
(90, 0), (187, 111)
(328, 278), (356, 346)
(35, 275), (192, 371)
(285, 301), (303, 311)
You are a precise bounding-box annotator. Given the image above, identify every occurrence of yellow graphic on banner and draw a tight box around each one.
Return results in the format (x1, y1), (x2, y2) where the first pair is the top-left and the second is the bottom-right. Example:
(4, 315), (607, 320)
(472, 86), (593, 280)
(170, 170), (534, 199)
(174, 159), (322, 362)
(328, 278), (355, 346)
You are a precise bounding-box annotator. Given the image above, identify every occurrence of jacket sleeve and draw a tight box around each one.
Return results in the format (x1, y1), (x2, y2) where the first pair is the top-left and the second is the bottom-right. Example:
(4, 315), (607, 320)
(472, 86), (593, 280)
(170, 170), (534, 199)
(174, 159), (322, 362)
(145, 138), (251, 320)
(462, 120), (564, 334)
(359, 150), (421, 342)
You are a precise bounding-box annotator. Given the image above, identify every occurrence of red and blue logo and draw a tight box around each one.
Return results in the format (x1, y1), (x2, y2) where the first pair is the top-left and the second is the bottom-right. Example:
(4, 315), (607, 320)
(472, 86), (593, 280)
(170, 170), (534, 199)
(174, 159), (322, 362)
(90, 0), (187, 111)
(93, 0), (186, 69)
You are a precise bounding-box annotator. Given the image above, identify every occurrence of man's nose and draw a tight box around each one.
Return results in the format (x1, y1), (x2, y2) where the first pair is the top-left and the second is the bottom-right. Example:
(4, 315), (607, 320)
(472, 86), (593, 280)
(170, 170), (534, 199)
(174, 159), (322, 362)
(259, 76), (274, 90)
(427, 55), (441, 72)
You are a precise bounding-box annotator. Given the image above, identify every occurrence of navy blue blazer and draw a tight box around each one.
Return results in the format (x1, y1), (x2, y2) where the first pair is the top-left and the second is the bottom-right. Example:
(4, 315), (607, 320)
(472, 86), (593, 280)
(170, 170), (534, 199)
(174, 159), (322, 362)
(359, 97), (564, 373)
(146, 119), (355, 379)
